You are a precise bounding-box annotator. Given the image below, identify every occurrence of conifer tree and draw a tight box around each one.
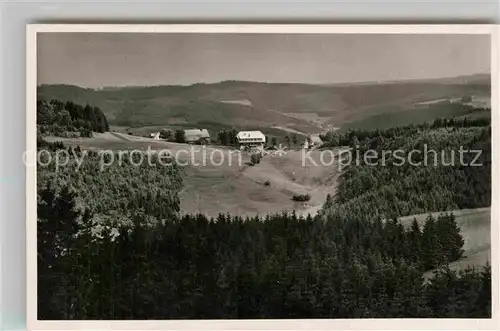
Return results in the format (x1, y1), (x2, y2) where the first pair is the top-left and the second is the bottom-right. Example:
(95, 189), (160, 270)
(421, 215), (444, 270)
(436, 213), (464, 262)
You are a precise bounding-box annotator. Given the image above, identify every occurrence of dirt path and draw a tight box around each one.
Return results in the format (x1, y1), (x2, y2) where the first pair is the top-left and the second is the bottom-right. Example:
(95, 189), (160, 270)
(109, 132), (132, 141)
(270, 125), (308, 137)
(266, 107), (324, 133)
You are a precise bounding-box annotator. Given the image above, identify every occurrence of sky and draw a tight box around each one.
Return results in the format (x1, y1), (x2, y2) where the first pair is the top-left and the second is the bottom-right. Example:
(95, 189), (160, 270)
(37, 33), (490, 88)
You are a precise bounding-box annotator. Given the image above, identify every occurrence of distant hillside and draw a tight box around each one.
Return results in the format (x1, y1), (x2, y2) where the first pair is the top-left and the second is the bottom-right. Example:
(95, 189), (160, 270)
(340, 102), (491, 131)
(38, 74), (490, 134)
(320, 73), (490, 87)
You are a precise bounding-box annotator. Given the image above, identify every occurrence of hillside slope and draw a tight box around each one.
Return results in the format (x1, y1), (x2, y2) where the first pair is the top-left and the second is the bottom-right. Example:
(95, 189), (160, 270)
(321, 116), (491, 221)
(44, 132), (341, 218)
(38, 74), (490, 134)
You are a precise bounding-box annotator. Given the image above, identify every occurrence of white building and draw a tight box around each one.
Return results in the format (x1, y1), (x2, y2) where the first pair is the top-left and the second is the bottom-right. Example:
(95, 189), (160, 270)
(150, 132), (161, 140)
(237, 130), (266, 149)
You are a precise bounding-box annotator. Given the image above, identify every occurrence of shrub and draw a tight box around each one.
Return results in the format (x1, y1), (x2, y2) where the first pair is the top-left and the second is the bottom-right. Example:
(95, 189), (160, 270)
(251, 153), (261, 165)
(79, 128), (93, 138)
(264, 180), (271, 186)
(175, 129), (185, 143)
(292, 194), (311, 202)
(461, 95), (472, 103)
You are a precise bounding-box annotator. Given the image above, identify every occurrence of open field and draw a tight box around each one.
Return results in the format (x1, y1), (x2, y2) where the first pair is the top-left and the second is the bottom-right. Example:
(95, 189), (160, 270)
(46, 132), (342, 218)
(398, 207), (491, 278)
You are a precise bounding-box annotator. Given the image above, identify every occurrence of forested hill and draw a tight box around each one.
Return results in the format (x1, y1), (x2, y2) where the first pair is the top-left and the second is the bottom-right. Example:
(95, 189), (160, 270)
(37, 99), (109, 137)
(321, 116), (491, 220)
(37, 74), (490, 132)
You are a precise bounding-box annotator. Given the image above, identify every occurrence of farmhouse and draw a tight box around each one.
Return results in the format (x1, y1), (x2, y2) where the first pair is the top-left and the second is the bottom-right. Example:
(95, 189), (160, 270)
(150, 132), (161, 140)
(184, 129), (211, 144)
(237, 130), (266, 149)
(304, 134), (323, 149)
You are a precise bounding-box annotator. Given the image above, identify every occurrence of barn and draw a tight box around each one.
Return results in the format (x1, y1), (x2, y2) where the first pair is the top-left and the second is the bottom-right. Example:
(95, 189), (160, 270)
(184, 129), (211, 144)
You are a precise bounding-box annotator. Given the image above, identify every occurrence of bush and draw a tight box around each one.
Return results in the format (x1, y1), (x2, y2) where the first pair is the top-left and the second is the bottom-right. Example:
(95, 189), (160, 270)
(65, 131), (80, 138)
(251, 153), (261, 165)
(292, 194), (311, 202)
(461, 95), (472, 103)
(175, 129), (185, 143)
(79, 128), (93, 138)
(264, 180), (271, 186)
(37, 137), (65, 151)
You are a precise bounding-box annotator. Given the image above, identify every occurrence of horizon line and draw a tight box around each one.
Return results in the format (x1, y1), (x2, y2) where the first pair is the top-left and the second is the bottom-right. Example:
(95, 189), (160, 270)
(37, 72), (491, 90)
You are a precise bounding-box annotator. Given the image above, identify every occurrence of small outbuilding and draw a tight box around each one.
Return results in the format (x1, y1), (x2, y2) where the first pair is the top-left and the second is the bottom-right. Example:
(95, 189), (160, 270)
(184, 129), (211, 144)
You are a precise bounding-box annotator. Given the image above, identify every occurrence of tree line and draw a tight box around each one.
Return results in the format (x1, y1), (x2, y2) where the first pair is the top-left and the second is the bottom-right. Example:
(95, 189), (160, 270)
(37, 99), (109, 137)
(320, 116), (490, 149)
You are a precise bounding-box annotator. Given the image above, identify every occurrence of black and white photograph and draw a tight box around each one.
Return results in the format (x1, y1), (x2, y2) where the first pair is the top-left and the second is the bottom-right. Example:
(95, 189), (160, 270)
(28, 25), (495, 324)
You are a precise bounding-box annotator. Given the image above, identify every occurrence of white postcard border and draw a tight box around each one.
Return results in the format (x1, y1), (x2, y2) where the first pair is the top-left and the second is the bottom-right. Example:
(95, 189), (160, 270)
(26, 23), (500, 331)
